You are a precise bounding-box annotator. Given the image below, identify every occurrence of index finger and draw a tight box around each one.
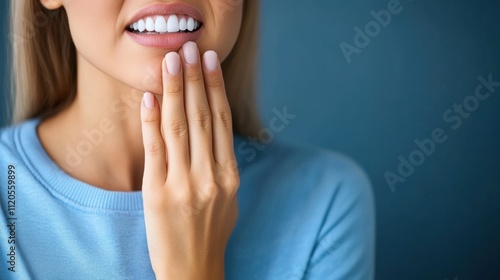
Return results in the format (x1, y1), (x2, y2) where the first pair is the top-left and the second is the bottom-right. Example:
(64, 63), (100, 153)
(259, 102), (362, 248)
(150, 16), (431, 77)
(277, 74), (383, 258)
(161, 52), (190, 175)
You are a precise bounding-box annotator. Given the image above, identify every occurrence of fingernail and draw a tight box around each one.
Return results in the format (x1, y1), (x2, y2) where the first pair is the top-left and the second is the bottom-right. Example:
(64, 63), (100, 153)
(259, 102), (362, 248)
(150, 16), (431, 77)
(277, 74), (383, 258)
(143, 92), (155, 109)
(165, 52), (180, 74)
(182, 41), (199, 64)
(203, 51), (219, 71)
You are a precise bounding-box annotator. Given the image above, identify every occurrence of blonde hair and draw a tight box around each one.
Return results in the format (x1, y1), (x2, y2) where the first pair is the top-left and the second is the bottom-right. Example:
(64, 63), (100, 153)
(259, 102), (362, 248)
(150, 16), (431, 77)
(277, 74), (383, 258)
(10, 0), (261, 137)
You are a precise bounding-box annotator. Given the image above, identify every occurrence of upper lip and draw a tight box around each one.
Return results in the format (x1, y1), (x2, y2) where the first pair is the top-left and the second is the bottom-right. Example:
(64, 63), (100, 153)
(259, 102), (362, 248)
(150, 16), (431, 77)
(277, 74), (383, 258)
(126, 2), (204, 28)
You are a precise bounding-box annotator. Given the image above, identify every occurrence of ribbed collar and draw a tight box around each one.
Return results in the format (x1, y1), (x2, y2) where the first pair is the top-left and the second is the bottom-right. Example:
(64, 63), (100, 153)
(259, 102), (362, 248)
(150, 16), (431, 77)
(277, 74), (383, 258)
(14, 118), (248, 213)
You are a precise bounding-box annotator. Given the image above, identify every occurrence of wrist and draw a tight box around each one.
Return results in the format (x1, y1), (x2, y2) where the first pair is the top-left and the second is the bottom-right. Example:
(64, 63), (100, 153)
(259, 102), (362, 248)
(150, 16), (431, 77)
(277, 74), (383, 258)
(154, 260), (225, 280)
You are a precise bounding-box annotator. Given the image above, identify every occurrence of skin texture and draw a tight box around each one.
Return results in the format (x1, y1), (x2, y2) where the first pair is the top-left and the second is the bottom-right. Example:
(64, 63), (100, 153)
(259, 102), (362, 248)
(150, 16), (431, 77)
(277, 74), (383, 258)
(37, 0), (244, 278)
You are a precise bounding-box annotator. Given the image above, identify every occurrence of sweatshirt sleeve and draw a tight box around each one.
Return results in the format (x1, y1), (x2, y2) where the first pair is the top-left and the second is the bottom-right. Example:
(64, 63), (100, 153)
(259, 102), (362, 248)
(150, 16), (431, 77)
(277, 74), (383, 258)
(304, 157), (376, 280)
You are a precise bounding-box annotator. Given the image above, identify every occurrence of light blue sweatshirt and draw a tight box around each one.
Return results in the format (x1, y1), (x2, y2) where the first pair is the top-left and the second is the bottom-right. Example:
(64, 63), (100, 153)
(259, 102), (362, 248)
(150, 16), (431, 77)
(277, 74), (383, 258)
(0, 119), (375, 280)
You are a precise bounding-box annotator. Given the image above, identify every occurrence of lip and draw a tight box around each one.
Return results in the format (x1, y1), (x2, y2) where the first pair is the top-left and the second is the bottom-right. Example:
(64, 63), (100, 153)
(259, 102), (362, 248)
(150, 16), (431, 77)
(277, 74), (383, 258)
(125, 3), (204, 49)
(126, 2), (204, 27)
(126, 30), (202, 49)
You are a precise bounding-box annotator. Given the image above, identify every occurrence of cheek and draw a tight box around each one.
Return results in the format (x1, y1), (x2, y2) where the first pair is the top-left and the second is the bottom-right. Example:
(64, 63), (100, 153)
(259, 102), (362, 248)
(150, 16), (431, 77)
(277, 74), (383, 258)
(202, 0), (243, 62)
(64, 0), (165, 93)
(65, 0), (120, 57)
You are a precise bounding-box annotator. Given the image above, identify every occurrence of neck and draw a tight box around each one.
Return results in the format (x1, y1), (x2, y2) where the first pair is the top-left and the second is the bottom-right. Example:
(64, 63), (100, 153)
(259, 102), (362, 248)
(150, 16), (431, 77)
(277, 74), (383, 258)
(38, 54), (149, 192)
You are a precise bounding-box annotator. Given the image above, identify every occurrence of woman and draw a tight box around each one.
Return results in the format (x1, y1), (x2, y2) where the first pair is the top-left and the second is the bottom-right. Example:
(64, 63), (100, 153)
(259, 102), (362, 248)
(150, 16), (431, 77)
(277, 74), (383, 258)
(0, 0), (375, 279)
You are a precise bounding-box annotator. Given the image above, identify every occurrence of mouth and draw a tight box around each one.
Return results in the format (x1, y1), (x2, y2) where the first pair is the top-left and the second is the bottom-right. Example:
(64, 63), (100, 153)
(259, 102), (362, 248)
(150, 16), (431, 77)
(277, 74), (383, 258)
(125, 2), (204, 48)
(126, 15), (203, 34)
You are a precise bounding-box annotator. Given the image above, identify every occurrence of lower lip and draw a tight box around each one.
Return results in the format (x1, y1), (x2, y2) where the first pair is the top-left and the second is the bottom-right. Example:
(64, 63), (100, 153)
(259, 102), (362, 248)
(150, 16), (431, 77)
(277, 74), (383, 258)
(125, 28), (202, 49)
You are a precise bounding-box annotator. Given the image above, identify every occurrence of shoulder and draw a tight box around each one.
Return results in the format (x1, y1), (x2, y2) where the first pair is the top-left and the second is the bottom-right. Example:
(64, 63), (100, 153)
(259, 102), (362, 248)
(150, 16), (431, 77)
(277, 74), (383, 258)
(281, 140), (373, 211)
(0, 119), (38, 166)
(234, 135), (374, 226)
(236, 135), (372, 197)
(0, 123), (21, 161)
(233, 137), (375, 277)
(263, 140), (375, 278)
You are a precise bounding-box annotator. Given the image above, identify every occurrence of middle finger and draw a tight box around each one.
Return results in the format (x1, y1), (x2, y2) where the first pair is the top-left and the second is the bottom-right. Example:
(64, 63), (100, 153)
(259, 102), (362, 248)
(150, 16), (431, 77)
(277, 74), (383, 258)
(180, 41), (214, 170)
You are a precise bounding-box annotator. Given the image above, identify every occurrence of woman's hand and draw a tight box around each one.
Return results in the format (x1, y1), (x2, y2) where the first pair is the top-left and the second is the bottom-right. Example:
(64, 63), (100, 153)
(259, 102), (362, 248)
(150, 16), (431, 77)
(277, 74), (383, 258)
(140, 41), (240, 280)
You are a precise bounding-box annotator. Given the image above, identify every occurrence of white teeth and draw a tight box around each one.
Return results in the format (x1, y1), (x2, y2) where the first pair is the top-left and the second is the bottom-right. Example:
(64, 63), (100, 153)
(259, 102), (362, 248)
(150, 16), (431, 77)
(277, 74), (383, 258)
(179, 17), (187, 31)
(138, 19), (145, 32)
(167, 15), (180, 32)
(130, 15), (200, 33)
(187, 17), (195, 31)
(146, 17), (155, 32)
(155, 16), (167, 33)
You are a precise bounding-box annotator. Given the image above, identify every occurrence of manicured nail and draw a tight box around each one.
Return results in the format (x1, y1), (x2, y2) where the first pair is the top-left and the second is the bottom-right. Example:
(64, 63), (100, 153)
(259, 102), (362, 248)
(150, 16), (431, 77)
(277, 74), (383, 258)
(203, 51), (219, 71)
(143, 92), (155, 109)
(182, 41), (199, 64)
(165, 52), (180, 74)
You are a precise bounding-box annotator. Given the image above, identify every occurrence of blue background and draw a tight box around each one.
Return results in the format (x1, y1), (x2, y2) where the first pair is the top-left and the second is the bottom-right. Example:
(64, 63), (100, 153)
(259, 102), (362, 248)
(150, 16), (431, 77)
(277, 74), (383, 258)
(1, 1), (10, 124)
(1, 0), (499, 279)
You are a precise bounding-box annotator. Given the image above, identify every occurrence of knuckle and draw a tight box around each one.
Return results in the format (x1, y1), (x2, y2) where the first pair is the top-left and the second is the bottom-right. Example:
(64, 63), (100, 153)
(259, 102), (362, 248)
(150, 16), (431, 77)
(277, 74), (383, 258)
(166, 81), (183, 95)
(221, 165), (240, 193)
(214, 109), (233, 128)
(197, 181), (219, 203)
(168, 117), (188, 138)
(173, 188), (204, 215)
(225, 185), (239, 199)
(203, 181), (219, 197)
(206, 76), (224, 89)
(142, 112), (160, 124)
(226, 174), (240, 191)
(145, 140), (164, 157)
(186, 71), (204, 83)
(193, 109), (212, 129)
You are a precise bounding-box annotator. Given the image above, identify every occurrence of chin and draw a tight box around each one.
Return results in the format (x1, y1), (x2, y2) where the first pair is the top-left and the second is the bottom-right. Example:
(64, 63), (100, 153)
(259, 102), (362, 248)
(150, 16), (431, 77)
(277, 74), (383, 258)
(129, 63), (164, 95)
